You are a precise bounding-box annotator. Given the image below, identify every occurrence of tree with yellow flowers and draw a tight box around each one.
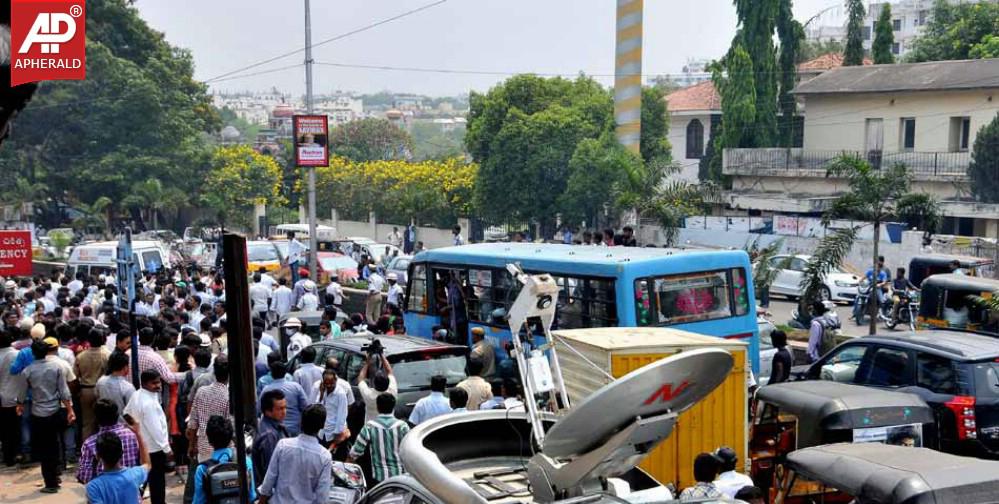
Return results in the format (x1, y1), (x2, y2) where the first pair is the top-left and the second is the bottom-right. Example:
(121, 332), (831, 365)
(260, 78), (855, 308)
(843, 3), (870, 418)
(311, 157), (477, 227)
(204, 145), (286, 229)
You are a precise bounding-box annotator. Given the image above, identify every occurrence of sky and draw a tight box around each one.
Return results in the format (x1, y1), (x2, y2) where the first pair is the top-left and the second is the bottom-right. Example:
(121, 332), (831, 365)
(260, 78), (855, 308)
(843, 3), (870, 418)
(136, 0), (843, 97)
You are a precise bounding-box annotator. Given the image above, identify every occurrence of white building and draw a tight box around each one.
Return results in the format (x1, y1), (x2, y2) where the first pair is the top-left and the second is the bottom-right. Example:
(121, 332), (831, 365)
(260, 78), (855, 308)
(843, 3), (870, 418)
(314, 93), (364, 127)
(664, 81), (720, 183)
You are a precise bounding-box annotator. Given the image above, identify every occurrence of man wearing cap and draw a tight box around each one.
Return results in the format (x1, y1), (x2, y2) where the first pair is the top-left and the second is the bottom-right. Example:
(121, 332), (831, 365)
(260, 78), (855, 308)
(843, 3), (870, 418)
(18, 338), (76, 493)
(284, 318), (311, 361)
(712, 446), (754, 499)
(297, 280), (319, 312)
(385, 273), (404, 311)
(469, 327), (496, 378)
(366, 265), (385, 323)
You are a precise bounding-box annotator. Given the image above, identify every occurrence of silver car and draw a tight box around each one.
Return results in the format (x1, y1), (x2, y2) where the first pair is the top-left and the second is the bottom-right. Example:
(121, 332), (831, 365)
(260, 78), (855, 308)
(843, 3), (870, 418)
(385, 254), (412, 285)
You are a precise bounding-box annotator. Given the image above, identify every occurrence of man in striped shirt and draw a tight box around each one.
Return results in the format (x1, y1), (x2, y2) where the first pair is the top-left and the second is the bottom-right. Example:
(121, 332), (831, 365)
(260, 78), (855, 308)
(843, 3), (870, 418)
(348, 393), (410, 483)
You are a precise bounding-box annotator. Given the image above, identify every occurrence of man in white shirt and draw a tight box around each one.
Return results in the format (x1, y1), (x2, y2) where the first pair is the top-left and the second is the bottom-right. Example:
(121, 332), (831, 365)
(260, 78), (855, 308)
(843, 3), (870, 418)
(712, 446), (754, 499)
(297, 281), (319, 312)
(325, 279), (346, 308)
(284, 318), (312, 361)
(272, 278), (294, 320)
(256, 267), (277, 290)
(356, 355), (397, 424)
(387, 227), (403, 249)
(365, 266), (385, 323)
(385, 273), (404, 311)
(452, 225), (464, 246)
(67, 273), (84, 297)
(123, 369), (171, 504)
(249, 273), (272, 320)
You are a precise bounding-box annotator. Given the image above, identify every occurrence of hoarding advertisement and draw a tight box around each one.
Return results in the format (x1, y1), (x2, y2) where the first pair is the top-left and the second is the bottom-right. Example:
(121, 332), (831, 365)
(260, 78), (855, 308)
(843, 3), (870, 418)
(293, 114), (329, 167)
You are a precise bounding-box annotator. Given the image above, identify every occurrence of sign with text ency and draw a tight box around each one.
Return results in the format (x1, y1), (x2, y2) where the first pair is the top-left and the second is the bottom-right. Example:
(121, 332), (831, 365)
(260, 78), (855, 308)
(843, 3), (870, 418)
(0, 231), (33, 277)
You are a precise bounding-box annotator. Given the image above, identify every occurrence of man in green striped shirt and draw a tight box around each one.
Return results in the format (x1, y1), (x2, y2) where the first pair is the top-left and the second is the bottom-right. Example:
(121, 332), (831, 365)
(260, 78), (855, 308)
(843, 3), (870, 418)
(348, 393), (411, 483)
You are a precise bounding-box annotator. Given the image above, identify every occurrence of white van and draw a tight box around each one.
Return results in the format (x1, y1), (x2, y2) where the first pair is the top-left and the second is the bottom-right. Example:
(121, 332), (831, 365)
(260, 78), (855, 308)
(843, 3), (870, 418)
(66, 240), (171, 278)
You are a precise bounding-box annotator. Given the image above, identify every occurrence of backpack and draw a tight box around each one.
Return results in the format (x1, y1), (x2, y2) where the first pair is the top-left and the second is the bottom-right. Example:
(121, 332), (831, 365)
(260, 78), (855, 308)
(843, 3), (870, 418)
(816, 315), (842, 358)
(200, 452), (241, 504)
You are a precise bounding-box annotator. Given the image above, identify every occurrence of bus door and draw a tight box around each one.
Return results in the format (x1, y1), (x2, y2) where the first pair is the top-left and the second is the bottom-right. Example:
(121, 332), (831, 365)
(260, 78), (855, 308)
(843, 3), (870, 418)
(404, 263), (471, 345)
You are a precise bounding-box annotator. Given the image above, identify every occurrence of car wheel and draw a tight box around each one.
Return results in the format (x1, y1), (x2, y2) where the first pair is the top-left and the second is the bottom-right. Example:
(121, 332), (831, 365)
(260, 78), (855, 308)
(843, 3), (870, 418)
(819, 286), (832, 302)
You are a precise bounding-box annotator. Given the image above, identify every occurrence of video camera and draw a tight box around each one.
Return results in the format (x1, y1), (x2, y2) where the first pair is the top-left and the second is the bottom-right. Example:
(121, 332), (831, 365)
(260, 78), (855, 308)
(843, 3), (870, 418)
(361, 338), (384, 358)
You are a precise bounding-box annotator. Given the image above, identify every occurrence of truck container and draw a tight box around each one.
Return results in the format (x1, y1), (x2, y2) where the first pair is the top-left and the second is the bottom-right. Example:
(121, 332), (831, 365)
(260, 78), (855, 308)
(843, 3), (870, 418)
(553, 326), (748, 490)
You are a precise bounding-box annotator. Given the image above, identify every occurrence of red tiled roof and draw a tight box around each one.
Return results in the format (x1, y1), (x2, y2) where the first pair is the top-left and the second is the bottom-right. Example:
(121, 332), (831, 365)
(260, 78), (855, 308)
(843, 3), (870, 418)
(665, 81), (720, 112)
(798, 53), (873, 71)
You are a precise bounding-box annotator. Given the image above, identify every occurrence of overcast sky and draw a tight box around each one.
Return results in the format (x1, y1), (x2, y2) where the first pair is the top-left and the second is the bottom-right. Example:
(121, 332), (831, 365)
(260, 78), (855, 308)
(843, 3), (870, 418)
(136, 0), (843, 97)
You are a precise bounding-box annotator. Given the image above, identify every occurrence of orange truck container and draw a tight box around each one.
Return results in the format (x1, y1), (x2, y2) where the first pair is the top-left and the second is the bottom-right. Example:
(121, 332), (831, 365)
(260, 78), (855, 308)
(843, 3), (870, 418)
(552, 327), (748, 490)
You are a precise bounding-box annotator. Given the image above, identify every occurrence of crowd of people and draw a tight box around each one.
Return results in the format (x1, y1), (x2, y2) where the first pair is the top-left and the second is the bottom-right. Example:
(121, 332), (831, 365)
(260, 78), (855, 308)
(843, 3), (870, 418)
(0, 263), (530, 503)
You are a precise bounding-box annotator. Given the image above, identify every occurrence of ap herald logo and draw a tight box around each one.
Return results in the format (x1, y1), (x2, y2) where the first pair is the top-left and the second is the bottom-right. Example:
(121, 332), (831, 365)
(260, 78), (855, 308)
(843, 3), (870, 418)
(10, 0), (87, 87)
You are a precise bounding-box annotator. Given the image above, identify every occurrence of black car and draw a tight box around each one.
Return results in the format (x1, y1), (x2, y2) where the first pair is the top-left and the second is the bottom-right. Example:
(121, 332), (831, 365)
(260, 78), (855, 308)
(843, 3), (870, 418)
(798, 330), (999, 458)
(287, 335), (468, 422)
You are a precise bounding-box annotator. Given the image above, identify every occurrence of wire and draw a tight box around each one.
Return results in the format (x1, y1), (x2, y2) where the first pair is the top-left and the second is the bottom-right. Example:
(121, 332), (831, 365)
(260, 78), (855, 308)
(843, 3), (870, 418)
(203, 0), (448, 84)
(208, 63), (303, 84)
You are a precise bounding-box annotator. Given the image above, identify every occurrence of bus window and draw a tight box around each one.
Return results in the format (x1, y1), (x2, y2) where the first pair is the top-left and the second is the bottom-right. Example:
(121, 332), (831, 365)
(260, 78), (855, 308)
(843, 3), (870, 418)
(467, 268), (521, 325)
(552, 276), (617, 329)
(637, 270), (739, 326)
(731, 268), (750, 316)
(407, 264), (428, 313)
(140, 250), (163, 273)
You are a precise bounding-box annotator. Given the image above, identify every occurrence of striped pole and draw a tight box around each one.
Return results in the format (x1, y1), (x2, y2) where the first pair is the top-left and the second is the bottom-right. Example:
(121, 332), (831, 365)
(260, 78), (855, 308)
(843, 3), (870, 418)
(615, 0), (643, 154)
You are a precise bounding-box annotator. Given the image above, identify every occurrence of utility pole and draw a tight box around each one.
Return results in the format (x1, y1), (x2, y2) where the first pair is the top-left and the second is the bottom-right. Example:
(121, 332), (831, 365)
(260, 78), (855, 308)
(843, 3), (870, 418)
(614, 0), (643, 154)
(304, 0), (318, 281)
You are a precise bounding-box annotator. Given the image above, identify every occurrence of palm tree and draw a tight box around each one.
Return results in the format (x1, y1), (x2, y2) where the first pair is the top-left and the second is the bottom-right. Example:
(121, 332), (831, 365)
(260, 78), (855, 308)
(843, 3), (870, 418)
(72, 196), (113, 239)
(2, 177), (48, 222)
(122, 178), (187, 230)
(618, 159), (716, 246)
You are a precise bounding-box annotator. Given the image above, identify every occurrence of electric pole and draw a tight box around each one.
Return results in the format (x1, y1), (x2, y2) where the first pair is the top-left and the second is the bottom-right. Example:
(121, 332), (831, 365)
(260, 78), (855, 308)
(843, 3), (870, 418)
(304, 0), (318, 281)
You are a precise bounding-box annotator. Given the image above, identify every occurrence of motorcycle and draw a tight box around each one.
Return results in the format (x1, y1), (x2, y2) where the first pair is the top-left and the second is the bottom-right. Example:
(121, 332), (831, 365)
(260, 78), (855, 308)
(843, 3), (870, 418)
(853, 279), (893, 326)
(789, 300), (841, 330)
(885, 290), (919, 331)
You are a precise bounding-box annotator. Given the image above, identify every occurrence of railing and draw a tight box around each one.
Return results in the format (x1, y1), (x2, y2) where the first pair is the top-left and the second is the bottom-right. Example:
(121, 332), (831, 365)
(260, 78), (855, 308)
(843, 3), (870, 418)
(723, 148), (971, 178)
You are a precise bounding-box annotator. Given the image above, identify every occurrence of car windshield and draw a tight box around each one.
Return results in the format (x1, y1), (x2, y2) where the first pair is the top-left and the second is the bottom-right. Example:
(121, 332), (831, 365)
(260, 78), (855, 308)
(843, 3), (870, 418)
(319, 256), (356, 270)
(248, 243), (279, 262)
(393, 353), (467, 391)
(971, 361), (999, 398)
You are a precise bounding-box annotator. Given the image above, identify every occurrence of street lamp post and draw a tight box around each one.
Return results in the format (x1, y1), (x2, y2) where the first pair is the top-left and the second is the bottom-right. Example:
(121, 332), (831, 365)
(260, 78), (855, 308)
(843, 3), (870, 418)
(304, 0), (318, 281)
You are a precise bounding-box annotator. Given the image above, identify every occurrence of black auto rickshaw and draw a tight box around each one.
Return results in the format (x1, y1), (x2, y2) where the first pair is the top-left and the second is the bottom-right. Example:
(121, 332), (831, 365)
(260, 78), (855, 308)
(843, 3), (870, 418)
(908, 254), (994, 287)
(750, 381), (935, 499)
(774, 442), (999, 504)
(917, 274), (999, 333)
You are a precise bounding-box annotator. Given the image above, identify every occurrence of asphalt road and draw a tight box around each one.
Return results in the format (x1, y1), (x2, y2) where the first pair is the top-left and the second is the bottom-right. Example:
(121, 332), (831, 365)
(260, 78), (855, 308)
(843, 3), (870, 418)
(764, 298), (874, 338)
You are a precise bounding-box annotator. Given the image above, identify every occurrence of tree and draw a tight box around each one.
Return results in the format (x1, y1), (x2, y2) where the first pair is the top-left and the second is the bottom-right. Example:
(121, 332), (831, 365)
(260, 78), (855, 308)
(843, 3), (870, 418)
(733, 0), (780, 146)
(640, 86), (672, 164)
(801, 156), (914, 335)
(203, 146), (286, 228)
(72, 197), (113, 239)
(618, 158), (715, 246)
(908, 0), (999, 62)
(969, 113), (999, 203)
(895, 193), (941, 233)
(844, 0), (867, 66)
(410, 121), (465, 161)
(744, 237), (790, 302)
(777, 0), (805, 147)
(329, 118), (414, 162)
(707, 45), (756, 184)
(465, 75), (613, 232)
(121, 178), (187, 230)
(558, 137), (638, 228)
(872, 3), (895, 64)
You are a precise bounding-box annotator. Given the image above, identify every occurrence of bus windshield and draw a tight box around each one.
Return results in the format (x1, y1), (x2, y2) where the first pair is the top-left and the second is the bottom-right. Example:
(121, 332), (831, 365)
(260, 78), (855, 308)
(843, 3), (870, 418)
(635, 268), (751, 326)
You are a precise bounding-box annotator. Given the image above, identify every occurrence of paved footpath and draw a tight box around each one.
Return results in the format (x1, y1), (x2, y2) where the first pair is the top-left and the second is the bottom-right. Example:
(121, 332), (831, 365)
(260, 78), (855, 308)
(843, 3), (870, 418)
(0, 462), (185, 503)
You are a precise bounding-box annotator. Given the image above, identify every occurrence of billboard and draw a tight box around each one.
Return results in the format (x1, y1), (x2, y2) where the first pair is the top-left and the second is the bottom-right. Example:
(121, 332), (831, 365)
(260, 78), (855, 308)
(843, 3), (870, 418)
(0, 230), (33, 276)
(293, 114), (329, 167)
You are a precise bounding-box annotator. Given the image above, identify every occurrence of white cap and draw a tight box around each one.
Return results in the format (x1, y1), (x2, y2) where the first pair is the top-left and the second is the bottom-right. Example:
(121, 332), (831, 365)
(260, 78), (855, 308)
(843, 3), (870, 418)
(284, 317), (302, 328)
(4, 280), (16, 289)
(387, 272), (398, 281)
(303, 280), (316, 292)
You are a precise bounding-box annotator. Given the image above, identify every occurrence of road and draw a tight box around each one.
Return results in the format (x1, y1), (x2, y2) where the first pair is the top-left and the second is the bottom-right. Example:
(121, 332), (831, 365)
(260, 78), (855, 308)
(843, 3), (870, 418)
(0, 462), (185, 503)
(765, 298), (875, 338)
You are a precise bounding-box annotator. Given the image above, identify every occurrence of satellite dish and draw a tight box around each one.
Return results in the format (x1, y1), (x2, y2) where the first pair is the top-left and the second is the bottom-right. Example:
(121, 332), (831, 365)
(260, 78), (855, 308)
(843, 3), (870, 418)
(543, 348), (733, 459)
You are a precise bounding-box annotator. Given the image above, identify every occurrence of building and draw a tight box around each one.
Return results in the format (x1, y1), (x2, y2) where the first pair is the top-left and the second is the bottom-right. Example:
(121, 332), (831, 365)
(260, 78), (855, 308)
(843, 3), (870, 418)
(665, 81), (720, 183)
(722, 58), (999, 237)
(268, 103), (296, 139)
(314, 93), (364, 127)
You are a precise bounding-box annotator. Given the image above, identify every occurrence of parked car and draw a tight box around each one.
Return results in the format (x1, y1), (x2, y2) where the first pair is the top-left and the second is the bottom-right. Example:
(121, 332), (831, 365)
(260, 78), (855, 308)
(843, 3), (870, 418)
(385, 254), (413, 285)
(287, 335), (468, 420)
(246, 240), (284, 273)
(796, 330), (999, 458)
(766, 254), (859, 302)
(295, 251), (359, 284)
(757, 308), (777, 384)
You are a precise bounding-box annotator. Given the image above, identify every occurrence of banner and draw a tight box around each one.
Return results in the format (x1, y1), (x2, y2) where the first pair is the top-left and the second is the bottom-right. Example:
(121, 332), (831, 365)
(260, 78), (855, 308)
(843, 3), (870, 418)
(10, 0), (87, 87)
(0, 230), (33, 276)
(293, 115), (329, 167)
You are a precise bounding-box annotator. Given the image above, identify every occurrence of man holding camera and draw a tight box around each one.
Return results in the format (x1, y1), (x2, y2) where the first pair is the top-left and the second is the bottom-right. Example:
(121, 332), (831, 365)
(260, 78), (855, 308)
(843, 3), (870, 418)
(357, 347), (397, 424)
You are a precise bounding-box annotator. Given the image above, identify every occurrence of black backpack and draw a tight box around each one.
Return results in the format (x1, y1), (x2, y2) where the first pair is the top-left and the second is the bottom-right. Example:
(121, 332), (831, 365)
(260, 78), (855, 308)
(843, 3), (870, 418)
(200, 453), (241, 504)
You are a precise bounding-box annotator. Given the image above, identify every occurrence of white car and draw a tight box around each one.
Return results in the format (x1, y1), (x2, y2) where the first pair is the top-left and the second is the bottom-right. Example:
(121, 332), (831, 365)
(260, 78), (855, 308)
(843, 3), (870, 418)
(767, 254), (859, 303)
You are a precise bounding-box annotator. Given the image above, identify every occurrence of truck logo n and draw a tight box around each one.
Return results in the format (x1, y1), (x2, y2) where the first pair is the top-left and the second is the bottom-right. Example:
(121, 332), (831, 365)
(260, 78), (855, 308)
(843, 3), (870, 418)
(643, 381), (690, 405)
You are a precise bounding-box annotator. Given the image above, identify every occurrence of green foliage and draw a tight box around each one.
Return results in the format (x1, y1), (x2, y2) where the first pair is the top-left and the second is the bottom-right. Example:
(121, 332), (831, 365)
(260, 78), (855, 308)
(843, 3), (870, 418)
(465, 75), (614, 229)
(745, 237), (790, 294)
(49, 231), (72, 259)
(559, 137), (639, 227)
(798, 227), (857, 315)
(777, 0), (804, 147)
(970, 34), (999, 59)
(733, 0), (780, 146)
(203, 145), (286, 228)
(72, 197), (113, 238)
(0, 0), (217, 231)
(908, 0), (999, 62)
(844, 0), (867, 66)
(873, 3), (896, 64)
(969, 113), (999, 203)
(640, 87), (672, 165)
(121, 177), (187, 230)
(798, 39), (845, 63)
(619, 158), (716, 247)
(895, 193), (941, 233)
(409, 121), (466, 161)
(708, 45), (756, 184)
(330, 118), (414, 162)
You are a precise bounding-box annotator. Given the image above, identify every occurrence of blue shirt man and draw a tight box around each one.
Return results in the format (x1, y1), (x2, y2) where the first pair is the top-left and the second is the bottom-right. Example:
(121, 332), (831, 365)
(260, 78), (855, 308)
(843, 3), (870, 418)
(85, 426), (151, 504)
(258, 361), (309, 436)
(258, 405), (333, 504)
(408, 375), (453, 425)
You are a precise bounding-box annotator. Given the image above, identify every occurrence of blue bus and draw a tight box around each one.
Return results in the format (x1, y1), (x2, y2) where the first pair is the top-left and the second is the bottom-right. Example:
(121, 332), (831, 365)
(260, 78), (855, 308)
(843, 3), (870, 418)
(402, 243), (760, 372)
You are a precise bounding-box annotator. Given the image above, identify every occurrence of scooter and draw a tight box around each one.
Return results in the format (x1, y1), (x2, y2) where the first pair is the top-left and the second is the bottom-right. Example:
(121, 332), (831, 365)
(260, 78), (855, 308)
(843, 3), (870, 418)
(789, 300), (841, 330)
(853, 279), (871, 325)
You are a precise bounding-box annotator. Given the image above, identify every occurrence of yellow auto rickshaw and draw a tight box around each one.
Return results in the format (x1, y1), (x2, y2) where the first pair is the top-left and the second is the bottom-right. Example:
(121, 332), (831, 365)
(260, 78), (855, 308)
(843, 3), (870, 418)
(917, 273), (999, 333)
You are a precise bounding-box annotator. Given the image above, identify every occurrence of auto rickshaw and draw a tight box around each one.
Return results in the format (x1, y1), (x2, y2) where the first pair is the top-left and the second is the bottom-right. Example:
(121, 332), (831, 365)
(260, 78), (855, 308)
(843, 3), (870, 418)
(773, 442), (999, 504)
(750, 381), (935, 500)
(908, 254), (994, 287)
(917, 274), (999, 333)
